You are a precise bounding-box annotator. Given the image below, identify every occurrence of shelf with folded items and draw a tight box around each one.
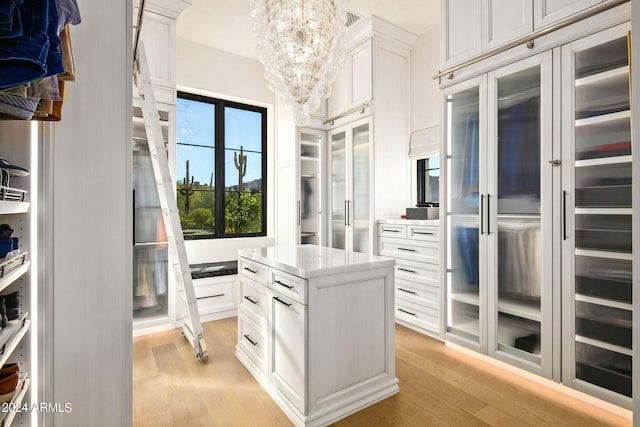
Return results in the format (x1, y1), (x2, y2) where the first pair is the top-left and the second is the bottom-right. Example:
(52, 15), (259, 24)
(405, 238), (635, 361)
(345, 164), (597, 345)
(0, 254), (29, 294)
(0, 314), (30, 370)
(0, 187), (28, 215)
(0, 375), (30, 427)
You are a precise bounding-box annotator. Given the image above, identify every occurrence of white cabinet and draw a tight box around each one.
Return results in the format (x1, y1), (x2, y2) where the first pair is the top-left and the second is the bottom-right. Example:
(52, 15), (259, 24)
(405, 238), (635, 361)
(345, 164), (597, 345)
(377, 221), (442, 337)
(560, 23), (632, 409)
(533, 0), (601, 29)
(482, 0), (533, 50)
(236, 246), (398, 426)
(329, 117), (373, 254)
(298, 128), (324, 246)
(442, 52), (554, 378)
(327, 40), (373, 118)
(442, 0), (482, 67)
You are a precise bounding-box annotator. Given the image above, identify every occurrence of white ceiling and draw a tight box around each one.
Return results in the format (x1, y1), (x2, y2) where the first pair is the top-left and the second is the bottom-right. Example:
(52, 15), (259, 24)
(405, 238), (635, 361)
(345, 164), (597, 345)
(176, 0), (440, 59)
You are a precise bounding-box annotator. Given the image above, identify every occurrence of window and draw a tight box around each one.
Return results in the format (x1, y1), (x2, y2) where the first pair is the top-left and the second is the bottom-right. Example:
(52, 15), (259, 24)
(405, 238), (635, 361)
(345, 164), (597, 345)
(176, 92), (267, 239)
(417, 156), (439, 205)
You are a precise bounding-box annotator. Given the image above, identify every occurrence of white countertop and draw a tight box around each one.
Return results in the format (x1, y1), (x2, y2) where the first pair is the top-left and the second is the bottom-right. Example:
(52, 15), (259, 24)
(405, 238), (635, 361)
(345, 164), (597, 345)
(377, 218), (439, 226)
(238, 244), (395, 278)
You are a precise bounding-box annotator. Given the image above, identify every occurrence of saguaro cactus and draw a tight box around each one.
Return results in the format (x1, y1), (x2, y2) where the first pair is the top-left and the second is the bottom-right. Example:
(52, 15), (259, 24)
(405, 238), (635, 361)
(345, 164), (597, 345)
(234, 146), (247, 192)
(178, 160), (196, 214)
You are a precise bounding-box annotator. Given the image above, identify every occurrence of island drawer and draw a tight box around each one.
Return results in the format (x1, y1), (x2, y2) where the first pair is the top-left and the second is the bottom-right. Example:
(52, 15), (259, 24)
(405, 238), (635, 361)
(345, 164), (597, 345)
(270, 268), (306, 305)
(377, 223), (407, 238)
(239, 257), (269, 285)
(238, 275), (268, 326)
(238, 314), (267, 374)
(395, 278), (439, 309)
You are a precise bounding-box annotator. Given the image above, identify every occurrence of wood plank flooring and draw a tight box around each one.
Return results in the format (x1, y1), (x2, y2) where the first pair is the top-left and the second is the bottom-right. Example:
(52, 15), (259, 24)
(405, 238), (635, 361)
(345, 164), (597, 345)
(133, 317), (631, 426)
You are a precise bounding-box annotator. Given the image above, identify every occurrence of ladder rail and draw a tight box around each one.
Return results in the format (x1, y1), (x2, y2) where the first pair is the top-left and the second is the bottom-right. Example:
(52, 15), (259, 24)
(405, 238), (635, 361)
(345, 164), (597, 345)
(134, 42), (208, 362)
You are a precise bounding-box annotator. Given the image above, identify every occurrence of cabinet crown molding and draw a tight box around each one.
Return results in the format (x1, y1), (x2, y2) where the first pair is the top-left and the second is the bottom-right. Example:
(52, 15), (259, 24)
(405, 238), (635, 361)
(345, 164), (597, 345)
(139, 0), (191, 19)
(346, 15), (419, 49)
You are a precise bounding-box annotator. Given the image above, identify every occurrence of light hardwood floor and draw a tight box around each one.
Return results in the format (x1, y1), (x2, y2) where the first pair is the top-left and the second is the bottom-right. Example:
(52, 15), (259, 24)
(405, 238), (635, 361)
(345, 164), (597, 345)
(133, 317), (631, 426)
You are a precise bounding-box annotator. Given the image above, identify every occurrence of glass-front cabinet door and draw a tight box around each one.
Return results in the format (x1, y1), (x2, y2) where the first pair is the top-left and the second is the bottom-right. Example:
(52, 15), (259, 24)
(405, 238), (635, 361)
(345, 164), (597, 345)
(444, 77), (485, 351)
(562, 24), (632, 409)
(330, 130), (346, 250)
(487, 52), (553, 377)
(351, 122), (371, 253)
(298, 128), (323, 246)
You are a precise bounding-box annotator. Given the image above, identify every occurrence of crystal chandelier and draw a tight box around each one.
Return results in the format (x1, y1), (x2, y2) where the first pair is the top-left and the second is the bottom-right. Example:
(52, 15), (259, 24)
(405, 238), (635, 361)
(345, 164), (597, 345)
(249, 0), (346, 125)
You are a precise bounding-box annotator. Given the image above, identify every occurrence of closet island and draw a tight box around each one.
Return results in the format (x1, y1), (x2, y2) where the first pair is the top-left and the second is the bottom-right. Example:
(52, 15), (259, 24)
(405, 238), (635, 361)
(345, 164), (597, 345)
(236, 244), (397, 427)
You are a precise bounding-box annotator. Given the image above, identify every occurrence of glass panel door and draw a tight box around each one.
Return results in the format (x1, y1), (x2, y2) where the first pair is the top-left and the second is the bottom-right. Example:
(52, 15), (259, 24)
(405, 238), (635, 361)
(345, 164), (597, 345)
(299, 129), (323, 245)
(351, 122), (370, 253)
(570, 34), (632, 400)
(331, 130), (346, 250)
(494, 65), (543, 365)
(446, 84), (481, 343)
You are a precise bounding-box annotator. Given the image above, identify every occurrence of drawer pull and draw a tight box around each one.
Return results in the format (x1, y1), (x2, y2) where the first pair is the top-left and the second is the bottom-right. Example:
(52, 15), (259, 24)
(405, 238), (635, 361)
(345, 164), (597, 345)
(398, 288), (417, 295)
(397, 247), (416, 252)
(382, 228), (400, 232)
(244, 267), (258, 274)
(274, 279), (294, 290)
(398, 308), (416, 316)
(243, 334), (258, 346)
(397, 267), (417, 274)
(211, 293), (225, 298)
(243, 296), (258, 305)
(273, 296), (292, 307)
(414, 231), (434, 235)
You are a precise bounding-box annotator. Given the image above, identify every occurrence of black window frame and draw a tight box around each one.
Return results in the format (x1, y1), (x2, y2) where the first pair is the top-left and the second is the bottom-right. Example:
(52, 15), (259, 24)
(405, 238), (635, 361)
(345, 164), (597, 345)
(177, 91), (267, 239)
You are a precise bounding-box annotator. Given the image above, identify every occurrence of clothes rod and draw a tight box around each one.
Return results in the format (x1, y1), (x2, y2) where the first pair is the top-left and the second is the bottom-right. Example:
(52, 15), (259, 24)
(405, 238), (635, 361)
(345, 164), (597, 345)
(133, 0), (147, 68)
(323, 103), (369, 125)
(433, 0), (629, 80)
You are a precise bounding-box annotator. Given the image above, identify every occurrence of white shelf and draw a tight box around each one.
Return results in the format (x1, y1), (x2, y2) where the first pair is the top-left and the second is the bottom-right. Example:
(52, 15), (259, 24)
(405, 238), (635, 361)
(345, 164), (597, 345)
(451, 292), (480, 307)
(448, 319), (480, 339)
(575, 294), (633, 311)
(300, 140), (319, 147)
(575, 110), (630, 127)
(0, 315), (30, 369)
(300, 174), (319, 178)
(575, 248), (632, 261)
(300, 156), (320, 162)
(0, 376), (30, 427)
(0, 259), (29, 294)
(575, 65), (629, 87)
(574, 208), (632, 215)
(0, 202), (29, 215)
(133, 116), (168, 128)
(575, 155), (632, 168)
(497, 298), (541, 322)
(576, 335), (632, 357)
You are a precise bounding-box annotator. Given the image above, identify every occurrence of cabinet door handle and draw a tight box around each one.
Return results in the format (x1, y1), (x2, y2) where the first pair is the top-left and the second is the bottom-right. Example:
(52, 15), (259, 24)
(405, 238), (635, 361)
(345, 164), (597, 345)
(480, 194), (484, 235)
(414, 231), (434, 235)
(397, 267), (417, 274)
(398, 308), (416, 316)
(243, 334), (258, 346)
(274, 279), (294, 290)
(486, 194), (491, 235)
(298, 200), (301, 226)
(563, 190), (568, 241)
(273, 296), (292, 307)
(347, 200), (351, 226)
(244, 267), (257, 274)
(397, 247), (416, 252)
(344, 200), (348, 226)
(243, 296), (258, 305)
(382, 228), (400, 233)
(398, 288), (417, 295)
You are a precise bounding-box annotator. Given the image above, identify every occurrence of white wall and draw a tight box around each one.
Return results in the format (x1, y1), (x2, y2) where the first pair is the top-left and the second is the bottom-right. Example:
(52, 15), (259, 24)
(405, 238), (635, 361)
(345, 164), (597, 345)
(43, 0), (132, 425)
(411, 26), (441, 132)
(176, 39), (276, 263)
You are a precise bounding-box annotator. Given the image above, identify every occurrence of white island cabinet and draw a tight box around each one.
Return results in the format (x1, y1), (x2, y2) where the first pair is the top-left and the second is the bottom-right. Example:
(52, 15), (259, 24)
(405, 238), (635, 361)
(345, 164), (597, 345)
(236, 245), (398, 427)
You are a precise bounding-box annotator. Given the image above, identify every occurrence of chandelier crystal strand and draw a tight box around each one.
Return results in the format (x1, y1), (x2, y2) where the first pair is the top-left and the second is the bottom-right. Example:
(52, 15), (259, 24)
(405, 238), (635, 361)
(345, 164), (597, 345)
(250, 0), (347, 125)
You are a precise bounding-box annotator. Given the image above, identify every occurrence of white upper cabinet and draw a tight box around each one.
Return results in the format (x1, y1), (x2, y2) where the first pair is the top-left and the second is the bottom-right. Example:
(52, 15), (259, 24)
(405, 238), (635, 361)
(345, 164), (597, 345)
(442, 0), (482, 68)
(533, 0), (602, 29)
(482, 0), (534, 50)
(328, 39), (373, 117)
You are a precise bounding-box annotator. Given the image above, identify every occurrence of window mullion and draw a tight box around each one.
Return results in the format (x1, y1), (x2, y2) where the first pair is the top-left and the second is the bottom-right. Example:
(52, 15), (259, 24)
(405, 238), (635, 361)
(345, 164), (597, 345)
(215, 101), (226, 236)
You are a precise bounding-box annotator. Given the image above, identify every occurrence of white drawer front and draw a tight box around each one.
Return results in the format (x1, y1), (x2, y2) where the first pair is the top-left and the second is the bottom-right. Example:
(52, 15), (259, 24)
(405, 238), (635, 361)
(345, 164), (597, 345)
(238, 314), (267, 374)
(395, 299), (439, 334)
(408, 225), (439, 242)
(395, 259), (439, 286)
(194, 280), (236, 314)
(270, 268), (306, 305)
(377, 223), (407, 238)
(238, 257), (269, 285)
(238, 275), (268, 325)
(395, 278), (439, 309)
(378, 237), (439, 264)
